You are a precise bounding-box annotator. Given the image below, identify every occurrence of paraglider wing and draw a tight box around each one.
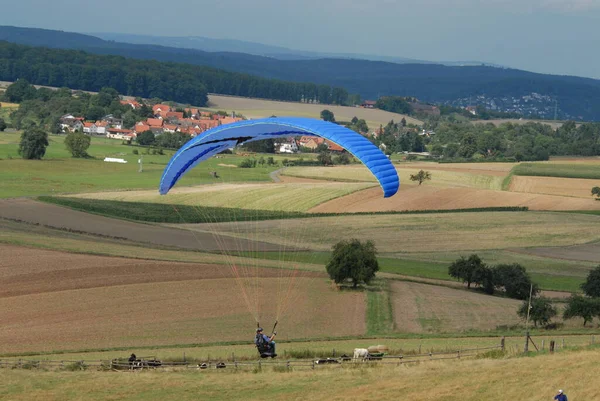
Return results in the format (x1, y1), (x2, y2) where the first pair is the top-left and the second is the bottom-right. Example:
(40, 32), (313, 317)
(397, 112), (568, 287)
(159, 117), (399, 197)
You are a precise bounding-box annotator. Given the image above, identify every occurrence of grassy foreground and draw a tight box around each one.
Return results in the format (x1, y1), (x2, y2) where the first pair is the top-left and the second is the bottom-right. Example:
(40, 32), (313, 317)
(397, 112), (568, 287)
(1, 347), (598, 400)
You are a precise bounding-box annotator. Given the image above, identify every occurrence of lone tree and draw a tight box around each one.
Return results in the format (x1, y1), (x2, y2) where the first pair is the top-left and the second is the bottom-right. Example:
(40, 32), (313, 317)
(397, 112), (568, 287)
(581, 265), (600, 297)
(18, 127), (49, 160)
(448, 254), (486, 289)
(563, 295), (600, 327)
(320, 109), (335, 123)
(517, 296), (557, 327)
(592, 186), (600, 200)
(326, 239), (379, 288)
(410, 170), (431, 185)
(65, 131), (91, 158)
(0, 117), (7, 132)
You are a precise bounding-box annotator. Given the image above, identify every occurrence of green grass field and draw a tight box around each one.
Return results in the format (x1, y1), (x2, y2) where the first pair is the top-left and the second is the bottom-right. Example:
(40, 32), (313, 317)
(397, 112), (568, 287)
(513, 162), (600, 180)
(0, 132), (286, 197)
(65, 182), (376, 212)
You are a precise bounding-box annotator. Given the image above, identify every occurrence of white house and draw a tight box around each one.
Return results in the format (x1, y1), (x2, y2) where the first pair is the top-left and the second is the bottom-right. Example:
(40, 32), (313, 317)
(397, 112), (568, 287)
(276, 138), (298, 153)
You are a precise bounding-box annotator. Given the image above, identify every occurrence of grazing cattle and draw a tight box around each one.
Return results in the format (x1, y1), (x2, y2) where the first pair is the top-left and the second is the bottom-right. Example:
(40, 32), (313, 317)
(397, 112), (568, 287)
(353, 348), (369, 361)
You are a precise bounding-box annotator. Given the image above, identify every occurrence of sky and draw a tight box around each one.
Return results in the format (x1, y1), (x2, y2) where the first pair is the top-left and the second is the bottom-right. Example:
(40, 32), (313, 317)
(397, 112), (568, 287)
(1, 0), (599, 79)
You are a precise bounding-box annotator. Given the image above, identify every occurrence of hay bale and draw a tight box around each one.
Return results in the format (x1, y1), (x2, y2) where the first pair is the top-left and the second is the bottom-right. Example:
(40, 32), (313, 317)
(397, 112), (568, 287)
(368, 345), (389, 353)
(376, 345), (389, 353)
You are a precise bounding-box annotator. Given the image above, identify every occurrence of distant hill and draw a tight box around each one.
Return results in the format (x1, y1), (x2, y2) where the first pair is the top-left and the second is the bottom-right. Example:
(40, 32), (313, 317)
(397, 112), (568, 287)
(2, 25), (600, 121)
(89, 31), (438, 64)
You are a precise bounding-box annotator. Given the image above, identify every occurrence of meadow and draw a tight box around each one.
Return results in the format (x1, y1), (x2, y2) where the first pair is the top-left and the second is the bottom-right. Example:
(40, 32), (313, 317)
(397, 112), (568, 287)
(2, 346), (600, 400)
(513, 161), (600, 179)
(0, 131), (291, 197)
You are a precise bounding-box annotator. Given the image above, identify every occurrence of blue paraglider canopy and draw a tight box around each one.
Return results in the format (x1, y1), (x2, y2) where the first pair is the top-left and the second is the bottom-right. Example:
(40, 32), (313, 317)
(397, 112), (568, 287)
(159, 117), (399, 197)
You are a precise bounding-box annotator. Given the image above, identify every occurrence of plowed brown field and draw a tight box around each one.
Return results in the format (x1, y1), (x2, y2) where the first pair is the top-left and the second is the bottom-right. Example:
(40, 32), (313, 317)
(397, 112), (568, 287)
(0, 244), (365, 353)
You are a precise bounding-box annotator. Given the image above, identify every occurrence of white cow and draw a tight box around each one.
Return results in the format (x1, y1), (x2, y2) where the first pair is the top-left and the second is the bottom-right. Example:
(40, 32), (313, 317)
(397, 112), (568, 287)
(353, 348), (369, 361)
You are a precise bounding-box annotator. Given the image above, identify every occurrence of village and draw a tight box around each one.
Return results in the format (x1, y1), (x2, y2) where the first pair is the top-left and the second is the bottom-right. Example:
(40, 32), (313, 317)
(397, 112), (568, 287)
(57, 98), (394, 155)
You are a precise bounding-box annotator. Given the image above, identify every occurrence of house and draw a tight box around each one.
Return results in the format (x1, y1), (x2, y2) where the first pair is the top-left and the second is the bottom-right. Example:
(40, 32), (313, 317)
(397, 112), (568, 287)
(106, 128), (134, 140)
(325, 141), (344, 153)
(120, 99), (141, 109)
(276, 137), (298, 153)
(465, 106), (477, 115)
(296, 136), (324, 150)
(83, 121), (108, 135)
(219, 116), (243, 125)
(102, 114), (123, 129)
(134, 122), (151, 133)
(146, 118), (164, 127)
(361, 100), (377, 108)
(166, 111), (184, 121)
(152, 104), (171, 116)
(59, 114), (84, 132)
(162, 124), (177, 133)
(184, 108), (200, 118)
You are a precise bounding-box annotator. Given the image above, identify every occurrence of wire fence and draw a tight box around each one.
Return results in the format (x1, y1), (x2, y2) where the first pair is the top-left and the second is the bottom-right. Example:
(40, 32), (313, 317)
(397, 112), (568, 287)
(4, 334), (593, 373)
(0, 344), (503, 373)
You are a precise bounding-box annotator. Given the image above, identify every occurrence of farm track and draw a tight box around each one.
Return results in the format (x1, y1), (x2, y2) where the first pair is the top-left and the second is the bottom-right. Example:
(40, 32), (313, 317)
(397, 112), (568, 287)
(0, 198), (286, 252)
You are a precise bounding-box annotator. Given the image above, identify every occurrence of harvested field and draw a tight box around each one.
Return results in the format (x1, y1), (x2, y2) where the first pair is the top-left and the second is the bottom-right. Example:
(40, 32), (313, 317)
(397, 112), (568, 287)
(390, 281), (521, 333)
(0, 198), (284, 252)
(68, 182), (375, 212)
(309, 186), (600, 213)
(284, 164), (507, 190)
(207, 94), (422, 128)
(0, 244), (363, 353)
(509, 176), (600, 198)
(396, 162), (515, 176)
(178, 211), (600, 253)
(510, 242), (600, 263)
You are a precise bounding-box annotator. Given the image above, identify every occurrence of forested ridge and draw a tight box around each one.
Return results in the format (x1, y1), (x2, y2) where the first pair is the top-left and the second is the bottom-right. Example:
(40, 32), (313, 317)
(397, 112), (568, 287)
(2, 26), (600, 120)
(0, 41), (348, 106)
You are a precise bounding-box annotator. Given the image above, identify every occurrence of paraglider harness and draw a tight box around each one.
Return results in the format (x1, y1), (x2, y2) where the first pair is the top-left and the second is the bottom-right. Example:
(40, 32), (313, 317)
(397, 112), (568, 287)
(255, 321), (277, 358)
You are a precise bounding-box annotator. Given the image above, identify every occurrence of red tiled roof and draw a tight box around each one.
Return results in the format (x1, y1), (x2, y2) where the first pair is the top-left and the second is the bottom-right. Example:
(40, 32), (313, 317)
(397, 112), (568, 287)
(164, 124), (178, 130)
(135, 123), (150, 132)
(146, 118), (164, 127)
(166, 111), (184, 119)
(152, 104), (171, 113)
(83, 122), (94, 128)
(219, 117), (243, 125)
(326, 140), (344, 152)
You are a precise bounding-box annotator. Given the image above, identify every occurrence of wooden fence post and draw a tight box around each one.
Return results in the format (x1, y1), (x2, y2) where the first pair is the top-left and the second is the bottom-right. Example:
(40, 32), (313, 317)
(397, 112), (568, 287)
(501, 337), (505, 352)
(550, 340), (555, 353)
(542, 340), (545, 350)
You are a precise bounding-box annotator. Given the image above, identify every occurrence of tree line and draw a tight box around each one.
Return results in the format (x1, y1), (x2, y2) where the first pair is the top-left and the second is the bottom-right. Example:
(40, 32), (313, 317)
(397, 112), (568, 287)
(449, 255), (600, 328)
(0, 41), (349, 106)
(428, 120), (600, 160)
(2, 80), (154, 131)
